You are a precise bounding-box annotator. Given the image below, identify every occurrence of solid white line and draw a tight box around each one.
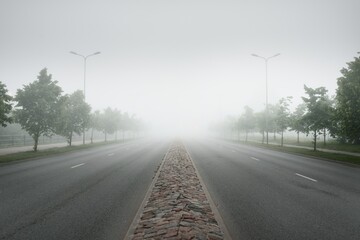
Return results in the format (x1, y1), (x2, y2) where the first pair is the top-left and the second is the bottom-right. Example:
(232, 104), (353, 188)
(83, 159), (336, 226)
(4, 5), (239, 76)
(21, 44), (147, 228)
(295, 173), (317, 182)
(251, 157), (260, 161)
(108, 153), (114, 156)
(71, 163), (85, 169)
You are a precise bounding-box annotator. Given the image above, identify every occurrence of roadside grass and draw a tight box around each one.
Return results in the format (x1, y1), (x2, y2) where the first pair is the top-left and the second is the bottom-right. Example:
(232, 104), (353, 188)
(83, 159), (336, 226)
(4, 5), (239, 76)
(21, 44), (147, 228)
(231, 140), (360, 165)
(240, 136), (360, 153)
(0, 140), (128, 164)
(315, 142), (360, 153)
(281, 139), (360, 153)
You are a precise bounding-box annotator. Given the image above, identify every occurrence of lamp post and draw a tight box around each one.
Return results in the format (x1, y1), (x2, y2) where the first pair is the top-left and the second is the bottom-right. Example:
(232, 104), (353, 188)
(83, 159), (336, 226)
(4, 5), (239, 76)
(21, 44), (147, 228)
(70, 51), (101, 144)
(251, 53), (280, 145)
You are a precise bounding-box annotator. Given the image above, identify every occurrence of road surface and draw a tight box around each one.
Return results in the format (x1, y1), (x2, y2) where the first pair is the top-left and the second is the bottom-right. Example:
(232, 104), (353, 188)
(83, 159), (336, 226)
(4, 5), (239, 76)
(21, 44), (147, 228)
(0, 139), (169, 240)
(2, 137), (359, 240)
(186, 138), (360, 240)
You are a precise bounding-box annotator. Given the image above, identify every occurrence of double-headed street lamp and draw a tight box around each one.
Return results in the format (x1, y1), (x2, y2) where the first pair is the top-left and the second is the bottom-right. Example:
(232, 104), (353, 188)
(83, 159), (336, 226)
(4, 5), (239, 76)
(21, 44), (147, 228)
(70, 51), (101, 144)
(251, 53), (280, 145)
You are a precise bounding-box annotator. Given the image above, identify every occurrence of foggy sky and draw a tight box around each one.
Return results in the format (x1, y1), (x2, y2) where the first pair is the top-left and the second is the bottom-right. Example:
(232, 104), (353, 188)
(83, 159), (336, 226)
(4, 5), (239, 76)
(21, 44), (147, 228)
(1, 0), (359, 135)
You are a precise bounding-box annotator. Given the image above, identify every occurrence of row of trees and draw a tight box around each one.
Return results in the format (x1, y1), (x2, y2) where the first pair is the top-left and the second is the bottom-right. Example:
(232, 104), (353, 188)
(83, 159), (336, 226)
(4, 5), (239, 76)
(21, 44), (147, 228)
(91, 108), (143, 143)
(0, 68), (144, 151)
(213, 53), (360, 150)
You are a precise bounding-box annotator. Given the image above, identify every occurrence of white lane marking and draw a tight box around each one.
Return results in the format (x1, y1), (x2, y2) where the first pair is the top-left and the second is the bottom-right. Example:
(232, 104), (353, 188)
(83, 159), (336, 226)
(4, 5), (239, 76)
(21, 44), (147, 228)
(251, 157), (260, 161)
(108, 153), (114, 156)
(71, 163), (85, 169)
(295, 173), (317, 182)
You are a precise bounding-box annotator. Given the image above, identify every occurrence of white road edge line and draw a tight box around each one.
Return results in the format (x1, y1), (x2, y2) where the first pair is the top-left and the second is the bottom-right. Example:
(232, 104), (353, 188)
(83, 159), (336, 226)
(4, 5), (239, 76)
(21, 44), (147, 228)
(295, 173), (317, 182)
(251, 157), (260, 161)
(108, 153), (114, 156)
(71, 163), (85, 169)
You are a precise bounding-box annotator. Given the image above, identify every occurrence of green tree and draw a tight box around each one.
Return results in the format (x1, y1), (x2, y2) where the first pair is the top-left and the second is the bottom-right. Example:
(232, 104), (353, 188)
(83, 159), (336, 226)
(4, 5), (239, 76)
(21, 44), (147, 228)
(90, 110), (102, 143)
(289, 103), (307, 144)
(0, 81), (13, 127)
(301, 85), (332, 151)
(267, 104), (279, 141)
(236, 117), (241, 142)
(322, 96), (335, 146)
(274, 97), (292, 146)
(56, 91), (91, 146)
(335, 53), (360, 144)
(255, 110), (266, 144)
(112, 108), (122, 140)
(239, 106), (255, 142)
(101, 107), (121, 141)
(14, 68), (62, 151)
(121, 112), (131, 141)
(128, 114), (142, 138)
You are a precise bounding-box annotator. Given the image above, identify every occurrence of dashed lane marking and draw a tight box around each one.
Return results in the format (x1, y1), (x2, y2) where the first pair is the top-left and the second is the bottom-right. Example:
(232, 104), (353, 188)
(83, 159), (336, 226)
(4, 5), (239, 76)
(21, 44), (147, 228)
(251, 157), (260, 161)
(295, 173), (317, 182)
(71, 163), (85, 169)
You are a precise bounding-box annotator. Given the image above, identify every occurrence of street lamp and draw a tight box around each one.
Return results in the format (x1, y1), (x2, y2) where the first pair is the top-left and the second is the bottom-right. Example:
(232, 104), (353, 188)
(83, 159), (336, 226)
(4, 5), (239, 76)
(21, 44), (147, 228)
(70, 51), (101, 144)
(251, 53), (280, 145)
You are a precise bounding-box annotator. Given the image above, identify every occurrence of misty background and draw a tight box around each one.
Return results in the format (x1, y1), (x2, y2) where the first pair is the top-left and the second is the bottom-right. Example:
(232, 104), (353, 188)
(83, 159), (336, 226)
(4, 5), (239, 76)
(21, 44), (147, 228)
(1, 0), (359, 136)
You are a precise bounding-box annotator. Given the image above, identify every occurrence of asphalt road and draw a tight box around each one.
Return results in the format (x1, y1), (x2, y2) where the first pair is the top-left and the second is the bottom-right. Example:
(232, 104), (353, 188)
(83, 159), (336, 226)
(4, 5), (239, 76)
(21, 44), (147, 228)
(0, 139), (169, 240)
(185, 138), (360, 240)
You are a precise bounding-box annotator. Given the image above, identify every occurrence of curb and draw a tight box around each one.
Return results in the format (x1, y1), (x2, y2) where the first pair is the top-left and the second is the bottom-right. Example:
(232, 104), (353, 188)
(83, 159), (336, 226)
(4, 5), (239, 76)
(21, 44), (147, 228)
(123, 146), (170, 239)
(184, 145), (232, 240)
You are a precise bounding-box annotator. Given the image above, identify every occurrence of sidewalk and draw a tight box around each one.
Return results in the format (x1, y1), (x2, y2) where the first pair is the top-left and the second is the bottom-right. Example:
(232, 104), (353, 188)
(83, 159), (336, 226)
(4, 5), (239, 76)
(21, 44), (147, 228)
(0, 139), (103, 156)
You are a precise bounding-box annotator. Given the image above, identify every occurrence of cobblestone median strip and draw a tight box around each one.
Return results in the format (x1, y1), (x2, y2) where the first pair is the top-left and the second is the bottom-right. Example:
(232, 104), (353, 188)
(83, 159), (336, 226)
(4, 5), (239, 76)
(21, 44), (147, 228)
(125, 142), (228, 240)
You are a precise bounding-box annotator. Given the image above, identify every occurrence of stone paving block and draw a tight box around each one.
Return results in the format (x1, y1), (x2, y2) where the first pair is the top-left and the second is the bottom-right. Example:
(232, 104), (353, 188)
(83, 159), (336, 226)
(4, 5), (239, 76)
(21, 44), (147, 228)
(127, 142), (225, 239)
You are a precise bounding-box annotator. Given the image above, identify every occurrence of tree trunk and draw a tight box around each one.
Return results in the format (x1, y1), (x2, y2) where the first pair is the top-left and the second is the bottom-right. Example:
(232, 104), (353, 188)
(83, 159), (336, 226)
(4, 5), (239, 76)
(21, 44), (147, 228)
(33, 134), (39, 152)
(69, 131), (73, 146)
(281, 130), (284, 147)
(262, 131), (265, 144)
(91, 128), (94, 144)
(323, 128), (326, 146)
(313, 130), (317, 151)
(122, 129), (125, 142)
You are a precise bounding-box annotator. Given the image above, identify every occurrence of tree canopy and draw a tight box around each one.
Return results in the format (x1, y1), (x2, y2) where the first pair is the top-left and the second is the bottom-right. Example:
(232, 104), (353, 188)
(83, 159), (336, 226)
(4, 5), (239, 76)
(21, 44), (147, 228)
(14, 68), (63, 151)
(239, 106), (255, 142)
(289, 103), (307, 143)
(335, 54), (360, 144)
(56, 90), (91, 146)
(301, 85), (332, 150)
(0, 81), (13, 127)
(102, 107), (121, 141)
(274, 97), (292, 146)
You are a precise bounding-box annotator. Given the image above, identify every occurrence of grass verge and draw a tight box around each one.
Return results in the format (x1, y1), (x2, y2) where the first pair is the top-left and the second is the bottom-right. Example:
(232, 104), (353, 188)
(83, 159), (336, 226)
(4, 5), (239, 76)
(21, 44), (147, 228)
(0, 140), (129, 164)
(232, 140), (360, 165)
(239, 137), (360, 153)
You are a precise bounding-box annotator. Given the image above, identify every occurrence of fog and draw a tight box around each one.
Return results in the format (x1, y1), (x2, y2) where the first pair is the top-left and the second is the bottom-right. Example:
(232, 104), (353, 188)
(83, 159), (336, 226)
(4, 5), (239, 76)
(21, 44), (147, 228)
(1, 0), (359, 137)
